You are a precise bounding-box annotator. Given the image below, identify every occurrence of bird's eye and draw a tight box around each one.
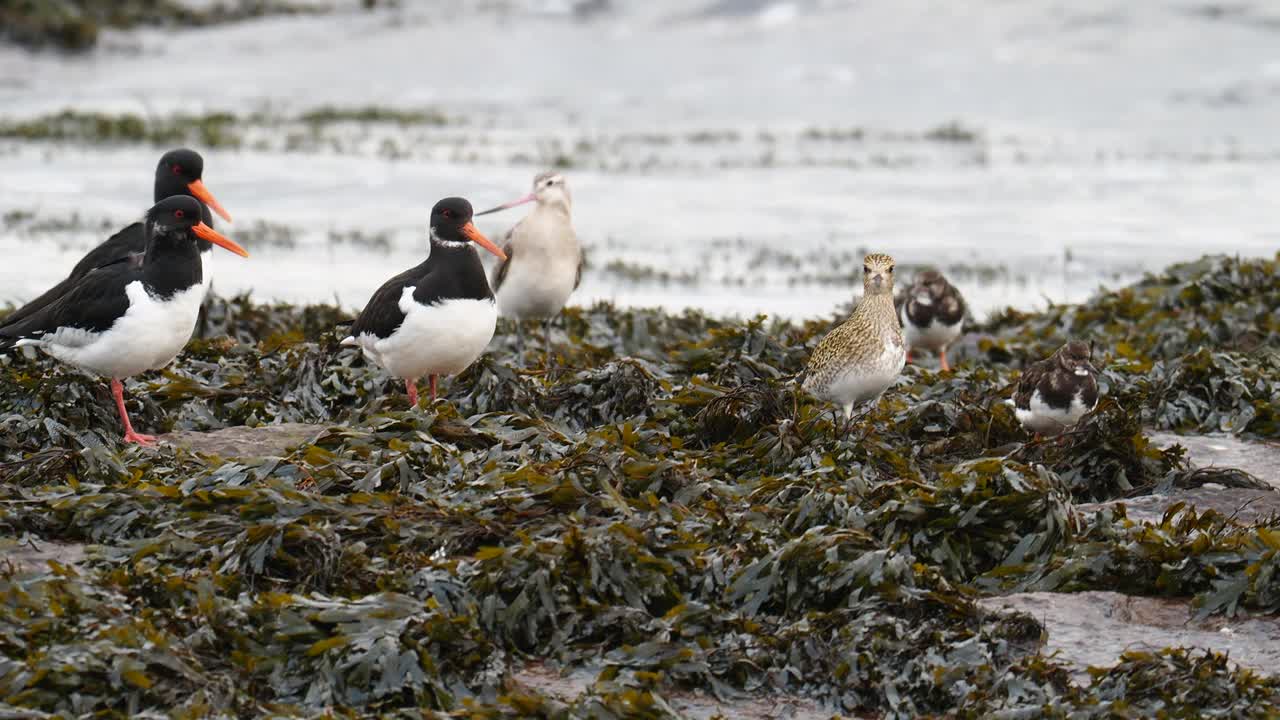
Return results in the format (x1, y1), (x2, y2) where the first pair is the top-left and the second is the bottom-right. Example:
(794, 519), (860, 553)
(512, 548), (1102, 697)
(863, 265), (871, 273)
(171, 165), (182, 175)
(175, 209), (185, 218)
(442, 209), (454, 219)
(888, 265), (895, 273)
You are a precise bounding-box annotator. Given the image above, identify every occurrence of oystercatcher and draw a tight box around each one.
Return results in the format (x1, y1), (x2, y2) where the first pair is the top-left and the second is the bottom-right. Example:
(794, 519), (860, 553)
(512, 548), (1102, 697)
(475, 171), (582, 347)
(1, 148), (232, 331)
(0, 196), (249, 445)
(802, 253), (906, 427)
(341, 197), (508, 406)
(897, 269), (966, 371)
(1012, 341), (1100, 437)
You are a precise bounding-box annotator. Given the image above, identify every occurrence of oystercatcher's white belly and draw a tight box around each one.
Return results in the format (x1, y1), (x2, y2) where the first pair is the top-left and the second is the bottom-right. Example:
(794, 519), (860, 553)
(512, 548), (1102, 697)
(20, 281), (203, 379)
(199, 249), (213, 296)
(352, 292), (497, 380)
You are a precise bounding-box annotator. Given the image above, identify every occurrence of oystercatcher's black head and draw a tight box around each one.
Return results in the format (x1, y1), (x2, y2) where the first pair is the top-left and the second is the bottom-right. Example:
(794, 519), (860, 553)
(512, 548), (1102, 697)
(154, 148), (232, 223)
(430, 197), (508, 260)
(146, 196), (248, 257)
(1054, 341), (1096, 375)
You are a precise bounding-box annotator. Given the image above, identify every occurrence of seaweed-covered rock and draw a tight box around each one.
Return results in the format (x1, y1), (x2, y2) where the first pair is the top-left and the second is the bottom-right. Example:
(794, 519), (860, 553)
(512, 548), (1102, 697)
(2, 253), (1280, 717)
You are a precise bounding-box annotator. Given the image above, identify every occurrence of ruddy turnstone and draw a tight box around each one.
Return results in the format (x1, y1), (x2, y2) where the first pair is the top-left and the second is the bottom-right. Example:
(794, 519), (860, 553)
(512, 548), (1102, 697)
(1012, 341), (1100, 437)
(341, 197), (507, 406)
(802, 253), (906, 424)
(474, 171), (582, 347)
(0, 196), (248, 445)
(897, 269), (966, 372)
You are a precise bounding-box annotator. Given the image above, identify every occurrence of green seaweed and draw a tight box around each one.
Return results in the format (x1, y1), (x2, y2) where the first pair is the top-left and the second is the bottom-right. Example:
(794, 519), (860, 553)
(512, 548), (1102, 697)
(1, 252), (1279, 717)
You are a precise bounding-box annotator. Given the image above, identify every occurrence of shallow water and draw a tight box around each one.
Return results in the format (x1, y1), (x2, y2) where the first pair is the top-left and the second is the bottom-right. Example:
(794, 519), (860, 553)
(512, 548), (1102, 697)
(2, 0), (1279, 319)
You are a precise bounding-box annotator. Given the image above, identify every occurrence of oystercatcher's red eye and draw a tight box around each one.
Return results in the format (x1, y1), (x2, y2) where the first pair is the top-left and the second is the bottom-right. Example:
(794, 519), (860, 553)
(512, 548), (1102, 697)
(171, 165), (182, 175)
(442, 209), (454, 219)
(175, 209), (185, 219)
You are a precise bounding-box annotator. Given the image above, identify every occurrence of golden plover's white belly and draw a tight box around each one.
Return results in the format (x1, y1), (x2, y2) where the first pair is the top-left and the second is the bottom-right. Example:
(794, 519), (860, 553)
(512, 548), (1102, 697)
(30, 281), (203, 379)
(818, 340), (906, 416)
(357, 293), (498, 380)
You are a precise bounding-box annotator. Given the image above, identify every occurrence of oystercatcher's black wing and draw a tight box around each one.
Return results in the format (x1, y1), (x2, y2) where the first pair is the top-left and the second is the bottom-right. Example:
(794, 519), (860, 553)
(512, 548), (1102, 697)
(348, 266), (422, 340)
(1, 222), (144, 331)
(0, 261), (137, 351)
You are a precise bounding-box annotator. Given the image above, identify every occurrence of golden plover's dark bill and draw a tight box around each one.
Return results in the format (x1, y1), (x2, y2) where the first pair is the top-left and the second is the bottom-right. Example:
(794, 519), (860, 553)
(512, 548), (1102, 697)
(1011, 341), (1100, 438)
(802, 252), (906, 428)
(897, 269), (966, 372)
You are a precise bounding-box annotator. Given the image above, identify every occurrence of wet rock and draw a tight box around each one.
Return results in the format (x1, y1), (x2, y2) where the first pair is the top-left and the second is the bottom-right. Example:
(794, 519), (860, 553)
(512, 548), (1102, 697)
(511, 662), (850, 720)
(0, 537), (86, 573)
(1149, 431), (1280, 488)
(160, 422), (328, 458)
(1078, 431), (1280, 523)
(979, 591), (1280, 682)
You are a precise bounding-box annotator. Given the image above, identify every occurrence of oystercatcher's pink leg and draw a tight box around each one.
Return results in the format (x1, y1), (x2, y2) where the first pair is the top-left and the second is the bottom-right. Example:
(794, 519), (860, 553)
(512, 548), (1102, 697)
(111, 379), (155, 445)
(405, 378), (419, 406)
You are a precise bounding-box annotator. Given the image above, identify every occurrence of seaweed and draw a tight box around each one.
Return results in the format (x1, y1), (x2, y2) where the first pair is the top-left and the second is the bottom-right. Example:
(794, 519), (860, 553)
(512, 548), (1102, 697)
(2, 253), (1279, 716)
(0, 0), (331, 52)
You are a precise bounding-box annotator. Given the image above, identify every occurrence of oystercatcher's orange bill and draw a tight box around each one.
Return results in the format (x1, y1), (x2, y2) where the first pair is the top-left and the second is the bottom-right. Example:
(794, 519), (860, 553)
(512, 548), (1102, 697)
(193, 222), (249, 258)
(187, 178), (232, 223)
(462, 222), (507, 260)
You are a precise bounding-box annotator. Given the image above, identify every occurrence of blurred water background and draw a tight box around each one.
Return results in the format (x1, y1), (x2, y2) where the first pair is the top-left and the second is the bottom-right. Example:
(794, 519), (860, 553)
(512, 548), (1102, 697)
(1, 0), (1278, 319)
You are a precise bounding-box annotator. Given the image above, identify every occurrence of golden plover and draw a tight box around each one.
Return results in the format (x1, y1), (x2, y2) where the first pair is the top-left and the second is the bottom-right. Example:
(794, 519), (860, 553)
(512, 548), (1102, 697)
(802, 253), (906, 423)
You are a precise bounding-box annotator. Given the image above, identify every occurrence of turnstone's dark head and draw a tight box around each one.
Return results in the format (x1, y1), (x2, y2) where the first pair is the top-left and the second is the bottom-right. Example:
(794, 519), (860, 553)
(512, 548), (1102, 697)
(430, 197), (508, 260)
(1054, 340), (1097, 376)
(900, 269), (966, 328)
(155, 148), (232, 223)
(862, 253), (896, 296)
(146, 196), (248, 257)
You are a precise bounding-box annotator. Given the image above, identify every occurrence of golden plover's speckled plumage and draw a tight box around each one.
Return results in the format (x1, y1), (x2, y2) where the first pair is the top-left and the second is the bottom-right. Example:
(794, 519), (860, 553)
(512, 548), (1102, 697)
(802, 252), (906, 419)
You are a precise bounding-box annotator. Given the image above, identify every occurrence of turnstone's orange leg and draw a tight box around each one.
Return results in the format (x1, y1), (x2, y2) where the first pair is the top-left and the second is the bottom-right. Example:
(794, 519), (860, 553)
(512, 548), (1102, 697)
(940, 349), (950, 372)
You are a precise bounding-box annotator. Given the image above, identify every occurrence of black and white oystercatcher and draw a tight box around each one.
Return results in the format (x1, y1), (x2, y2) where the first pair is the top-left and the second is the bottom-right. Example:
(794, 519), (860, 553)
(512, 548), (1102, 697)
(341, 197), (508, 406)
(897, 270), (966, 371)
(0, 196), (249, 445)
(476, 171), (582, 326)
(1, 148), (232, 331)
(1012, 341), (1100, 437)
